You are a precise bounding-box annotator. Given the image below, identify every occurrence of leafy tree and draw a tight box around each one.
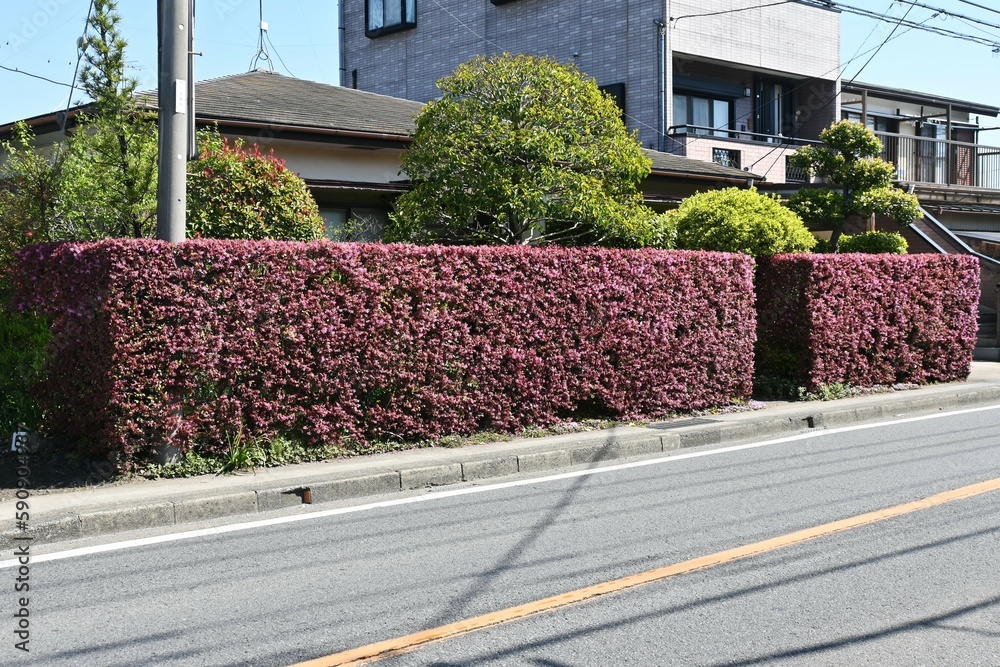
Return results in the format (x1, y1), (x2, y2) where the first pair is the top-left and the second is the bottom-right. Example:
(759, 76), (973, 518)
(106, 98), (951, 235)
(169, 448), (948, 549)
(0, 123), (65, 273)
(672, 187), (816, 257)
(787, 121), (921, 252)
(386, 54), (668, 248)
(0, 0), (157, 246)
(187, 130), (325, 240)
(60, 0), (158, 239)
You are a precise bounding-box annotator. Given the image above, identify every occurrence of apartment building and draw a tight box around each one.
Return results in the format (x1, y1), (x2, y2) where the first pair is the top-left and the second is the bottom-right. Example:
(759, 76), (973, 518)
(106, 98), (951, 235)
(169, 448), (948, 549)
(340, 0), (842, 183)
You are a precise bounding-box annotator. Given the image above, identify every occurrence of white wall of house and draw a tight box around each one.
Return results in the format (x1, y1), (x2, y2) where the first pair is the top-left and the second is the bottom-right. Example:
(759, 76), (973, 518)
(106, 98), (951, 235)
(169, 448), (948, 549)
(668, 0), (840, 80)
(256, 141), (407, 184)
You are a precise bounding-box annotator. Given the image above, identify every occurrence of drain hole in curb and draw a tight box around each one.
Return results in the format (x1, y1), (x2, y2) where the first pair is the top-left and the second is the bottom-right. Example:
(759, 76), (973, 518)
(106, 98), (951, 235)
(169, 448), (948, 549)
(289, 487), (312, 504)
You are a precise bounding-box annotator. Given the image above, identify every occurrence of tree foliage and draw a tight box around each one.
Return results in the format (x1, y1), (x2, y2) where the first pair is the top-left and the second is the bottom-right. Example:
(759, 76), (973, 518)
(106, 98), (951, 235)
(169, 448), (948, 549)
(0, 123), (64, 274)
(787, 121), (921, 251)
(0, 0), (157, 250)
(837, 230), (909, 254)
(387, 54), (668, 248)
(672, 187), (816, 257)
(187, 131), (324, 241)
(62, 0), (158, 239)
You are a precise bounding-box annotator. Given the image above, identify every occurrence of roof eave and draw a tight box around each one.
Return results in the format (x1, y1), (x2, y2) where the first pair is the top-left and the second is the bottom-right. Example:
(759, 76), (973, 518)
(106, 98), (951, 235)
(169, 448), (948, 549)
(843, 83), (1000, 117)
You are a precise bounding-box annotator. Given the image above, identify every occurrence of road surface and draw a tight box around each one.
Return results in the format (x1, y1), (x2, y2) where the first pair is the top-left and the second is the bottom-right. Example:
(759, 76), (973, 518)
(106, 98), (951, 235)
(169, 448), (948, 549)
(6, 405), (1000, 666)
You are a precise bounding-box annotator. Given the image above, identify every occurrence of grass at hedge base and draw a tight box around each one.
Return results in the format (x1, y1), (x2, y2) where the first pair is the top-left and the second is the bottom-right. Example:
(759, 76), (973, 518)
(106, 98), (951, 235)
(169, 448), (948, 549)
(13, 240), (756, 470)
(756, 253), (979, 393)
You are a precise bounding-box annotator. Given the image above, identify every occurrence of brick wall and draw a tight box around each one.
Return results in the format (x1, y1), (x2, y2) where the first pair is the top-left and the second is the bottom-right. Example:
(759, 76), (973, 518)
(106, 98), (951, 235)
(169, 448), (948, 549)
(341, 1), (840, 157)
(680, 137), (798, 183)
(342, 0), (663, 147)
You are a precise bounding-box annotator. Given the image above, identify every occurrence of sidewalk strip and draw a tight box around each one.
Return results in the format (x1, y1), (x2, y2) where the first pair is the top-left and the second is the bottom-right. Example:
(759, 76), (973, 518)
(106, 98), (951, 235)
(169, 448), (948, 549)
(3, 403), (1000, 569)
(289, 475), (1000, 667)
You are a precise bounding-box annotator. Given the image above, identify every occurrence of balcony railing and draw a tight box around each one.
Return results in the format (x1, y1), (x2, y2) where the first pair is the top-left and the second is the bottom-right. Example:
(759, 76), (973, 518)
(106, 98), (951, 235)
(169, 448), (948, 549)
(666, 125), (821, 146)
(873, 131), (1000, 190)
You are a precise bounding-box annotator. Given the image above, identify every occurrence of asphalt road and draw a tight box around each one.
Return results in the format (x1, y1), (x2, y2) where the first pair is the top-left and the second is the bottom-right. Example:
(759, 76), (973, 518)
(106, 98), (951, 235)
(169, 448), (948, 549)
(7, 406), (1000, 666)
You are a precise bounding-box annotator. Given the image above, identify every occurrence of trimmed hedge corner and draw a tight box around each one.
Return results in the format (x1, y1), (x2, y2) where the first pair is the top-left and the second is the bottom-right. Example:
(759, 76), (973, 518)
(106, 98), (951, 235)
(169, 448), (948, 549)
(12, 240), (755, 467)
(756, 254), (979, 392)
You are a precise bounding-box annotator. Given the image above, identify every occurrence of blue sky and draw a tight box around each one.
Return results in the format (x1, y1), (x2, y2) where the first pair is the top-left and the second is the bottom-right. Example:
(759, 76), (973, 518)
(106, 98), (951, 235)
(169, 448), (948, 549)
(1, 0), (998, 128)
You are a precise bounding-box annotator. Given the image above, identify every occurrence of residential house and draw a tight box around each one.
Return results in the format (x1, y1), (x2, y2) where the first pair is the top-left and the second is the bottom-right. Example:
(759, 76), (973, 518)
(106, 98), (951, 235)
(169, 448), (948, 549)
(839, 82), (1000, 357)
(0, 70), (758, 240)
(340, 0), (842, 183)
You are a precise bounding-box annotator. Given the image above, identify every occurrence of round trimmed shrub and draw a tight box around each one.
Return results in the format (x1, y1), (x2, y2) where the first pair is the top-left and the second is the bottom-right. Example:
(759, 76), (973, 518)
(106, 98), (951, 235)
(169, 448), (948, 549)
(838, 231), (908, 254)
(672, 187), (816, 257)
(187, 132), (324, 241)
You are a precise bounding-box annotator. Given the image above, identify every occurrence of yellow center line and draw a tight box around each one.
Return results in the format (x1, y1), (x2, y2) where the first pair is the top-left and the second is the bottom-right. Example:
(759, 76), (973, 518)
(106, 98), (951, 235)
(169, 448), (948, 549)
(289, 475), (1000, 667)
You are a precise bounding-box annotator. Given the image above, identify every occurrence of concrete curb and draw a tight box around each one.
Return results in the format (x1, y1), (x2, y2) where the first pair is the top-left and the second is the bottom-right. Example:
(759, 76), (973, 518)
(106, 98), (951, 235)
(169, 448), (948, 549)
(4, 383), (1000, 550)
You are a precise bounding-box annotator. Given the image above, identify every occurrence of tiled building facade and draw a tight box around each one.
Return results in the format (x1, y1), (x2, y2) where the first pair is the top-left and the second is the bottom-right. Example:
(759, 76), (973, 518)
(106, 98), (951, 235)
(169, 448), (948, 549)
(340, 0), (842, 181)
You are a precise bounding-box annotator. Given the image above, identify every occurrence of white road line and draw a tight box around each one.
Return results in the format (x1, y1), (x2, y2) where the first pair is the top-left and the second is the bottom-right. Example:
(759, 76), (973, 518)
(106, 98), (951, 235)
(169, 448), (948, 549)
(2, 402), (998, 569)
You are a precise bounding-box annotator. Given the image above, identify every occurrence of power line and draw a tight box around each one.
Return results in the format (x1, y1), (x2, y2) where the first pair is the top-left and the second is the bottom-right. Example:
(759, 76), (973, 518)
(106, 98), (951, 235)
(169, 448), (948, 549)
(954, 0), (1000, 17)
(845, 1), (896, 65)
(845, 2), (915, 83)
(752, 4), (931, 173)
(670, 0), (799, 26)
(263, 30), (295, 77)
(831, 0), (1000, 49)
(0, 64), (72, 89)
(891, 0), (1000, 32)
(62, 0), (96, 134)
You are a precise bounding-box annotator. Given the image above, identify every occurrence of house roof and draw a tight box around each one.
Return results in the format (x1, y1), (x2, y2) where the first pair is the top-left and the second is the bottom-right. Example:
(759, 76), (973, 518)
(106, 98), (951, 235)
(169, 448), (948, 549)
(643, 148), (758, 181)
(137, 70), (424, 139)
(1, 70), (757, 181)
(843, 81), (1000, 118)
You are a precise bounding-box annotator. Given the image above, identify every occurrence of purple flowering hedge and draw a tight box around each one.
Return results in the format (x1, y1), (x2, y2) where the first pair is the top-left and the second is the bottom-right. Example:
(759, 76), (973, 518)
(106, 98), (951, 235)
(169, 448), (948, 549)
(756, 254), (979, 392)
(12, 240), (756, 466)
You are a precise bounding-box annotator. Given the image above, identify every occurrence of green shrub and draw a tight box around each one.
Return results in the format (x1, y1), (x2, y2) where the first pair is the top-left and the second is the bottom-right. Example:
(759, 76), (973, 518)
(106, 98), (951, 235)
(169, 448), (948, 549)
(811, 237), (833, 253)
(187, 131), (324, 241)
(387, 54), (665, 249)
(838, 230), (908, 254)
(0, 308), (49, 438)
(672, 187), (816, 257)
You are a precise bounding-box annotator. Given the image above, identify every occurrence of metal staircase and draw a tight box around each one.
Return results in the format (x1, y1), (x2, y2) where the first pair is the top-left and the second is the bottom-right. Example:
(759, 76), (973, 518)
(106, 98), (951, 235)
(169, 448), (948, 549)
(913, 208), (1000, 361)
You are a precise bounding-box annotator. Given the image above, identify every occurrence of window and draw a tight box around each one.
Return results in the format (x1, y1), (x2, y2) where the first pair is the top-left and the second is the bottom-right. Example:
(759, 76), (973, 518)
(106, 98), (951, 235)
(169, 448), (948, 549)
(491, 0), (520, 4)
(712, 148), (740, 170)
(673, 94), (732, 136)
(841, 111), (899, 134)
(366, 0), (416, 38)
(755, 77), (795, 142)
(599, 83), (626, 116)
(785, 156), (807, 183)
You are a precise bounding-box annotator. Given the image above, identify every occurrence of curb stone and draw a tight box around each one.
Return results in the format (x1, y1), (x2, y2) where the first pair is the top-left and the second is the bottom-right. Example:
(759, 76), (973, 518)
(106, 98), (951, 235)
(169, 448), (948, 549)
(3, 383), (1000, 550)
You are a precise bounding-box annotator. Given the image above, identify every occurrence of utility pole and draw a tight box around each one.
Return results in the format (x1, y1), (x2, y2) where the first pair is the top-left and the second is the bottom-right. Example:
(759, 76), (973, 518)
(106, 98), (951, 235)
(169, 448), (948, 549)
(157, 0), (192, 242)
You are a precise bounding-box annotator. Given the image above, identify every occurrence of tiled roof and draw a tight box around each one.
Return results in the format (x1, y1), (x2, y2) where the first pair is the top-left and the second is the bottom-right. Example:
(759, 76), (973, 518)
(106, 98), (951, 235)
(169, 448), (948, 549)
(643, 149), (760, 181)
(138, 70), (424, 138)
(8, 70), (752, 181)
(143, 71), (757, 179)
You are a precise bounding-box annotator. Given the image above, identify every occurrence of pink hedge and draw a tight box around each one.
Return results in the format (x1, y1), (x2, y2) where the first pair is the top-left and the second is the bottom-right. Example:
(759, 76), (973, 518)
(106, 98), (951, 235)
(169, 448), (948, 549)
(12, 240), (755, 466)
(756, 254), (979, 391)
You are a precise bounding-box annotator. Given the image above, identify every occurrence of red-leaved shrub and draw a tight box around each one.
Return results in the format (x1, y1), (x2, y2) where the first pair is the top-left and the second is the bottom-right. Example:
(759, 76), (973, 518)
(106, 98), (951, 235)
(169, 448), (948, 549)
(756, 254), (979, 391)
(12, 240), (755, 466)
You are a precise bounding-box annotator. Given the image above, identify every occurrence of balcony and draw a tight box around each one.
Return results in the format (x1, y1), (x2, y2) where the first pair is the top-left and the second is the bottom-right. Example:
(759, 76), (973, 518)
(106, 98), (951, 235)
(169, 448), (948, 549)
(872, 130), (1000, 191)
(664, 126), (820, 184)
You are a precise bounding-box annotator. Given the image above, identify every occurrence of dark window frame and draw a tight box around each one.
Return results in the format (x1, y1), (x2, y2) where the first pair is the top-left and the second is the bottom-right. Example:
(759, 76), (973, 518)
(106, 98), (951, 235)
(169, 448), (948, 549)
(599, 83), (627, 117)
(673, 93), (734, 137)
(712, 147), (741, 170)
(365, 0), (417, 38)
